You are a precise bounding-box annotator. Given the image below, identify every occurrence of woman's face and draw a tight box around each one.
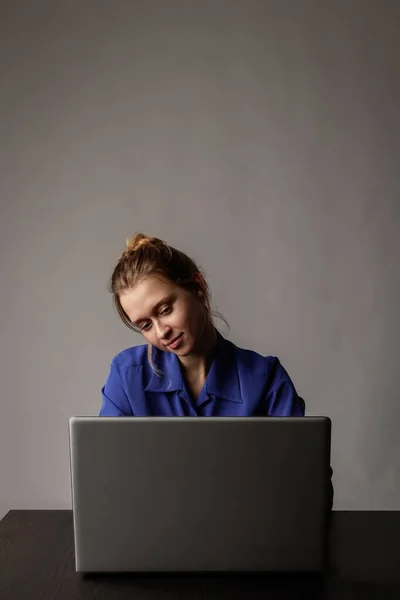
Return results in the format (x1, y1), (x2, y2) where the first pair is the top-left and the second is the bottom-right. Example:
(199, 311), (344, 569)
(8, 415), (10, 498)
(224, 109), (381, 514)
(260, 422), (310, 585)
(119, 275), (208, 356)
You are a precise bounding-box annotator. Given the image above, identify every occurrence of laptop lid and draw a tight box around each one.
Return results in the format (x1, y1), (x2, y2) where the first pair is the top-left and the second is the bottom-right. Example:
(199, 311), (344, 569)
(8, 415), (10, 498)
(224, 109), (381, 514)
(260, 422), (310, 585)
(69, 416), (331, 573)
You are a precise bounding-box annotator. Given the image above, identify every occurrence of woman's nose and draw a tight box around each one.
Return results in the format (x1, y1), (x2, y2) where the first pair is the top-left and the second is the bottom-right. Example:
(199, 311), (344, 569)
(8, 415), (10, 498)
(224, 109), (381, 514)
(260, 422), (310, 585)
(156, 321), (172, 340)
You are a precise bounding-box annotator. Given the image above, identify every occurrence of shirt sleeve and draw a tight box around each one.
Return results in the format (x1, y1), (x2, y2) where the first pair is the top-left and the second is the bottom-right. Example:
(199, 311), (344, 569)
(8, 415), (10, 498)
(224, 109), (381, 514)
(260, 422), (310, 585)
(265, 358), (304, 416)
(99, 356), (133, 416)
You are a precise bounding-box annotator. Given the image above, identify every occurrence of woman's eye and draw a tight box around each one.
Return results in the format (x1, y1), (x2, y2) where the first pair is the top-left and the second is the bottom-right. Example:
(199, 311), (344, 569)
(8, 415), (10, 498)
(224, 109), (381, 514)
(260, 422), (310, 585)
(141, 322), (151, 331)
(160, 306), (171, 316)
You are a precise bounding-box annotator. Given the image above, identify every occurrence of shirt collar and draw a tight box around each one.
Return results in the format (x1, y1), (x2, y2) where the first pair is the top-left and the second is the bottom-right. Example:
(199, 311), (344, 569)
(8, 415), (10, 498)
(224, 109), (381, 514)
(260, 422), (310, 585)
(144, 331), (242, 402)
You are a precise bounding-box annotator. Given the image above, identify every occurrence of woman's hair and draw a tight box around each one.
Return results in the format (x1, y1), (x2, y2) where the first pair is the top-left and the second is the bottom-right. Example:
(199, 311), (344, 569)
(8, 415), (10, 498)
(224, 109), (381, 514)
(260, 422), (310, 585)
(109, 233), (228, 374)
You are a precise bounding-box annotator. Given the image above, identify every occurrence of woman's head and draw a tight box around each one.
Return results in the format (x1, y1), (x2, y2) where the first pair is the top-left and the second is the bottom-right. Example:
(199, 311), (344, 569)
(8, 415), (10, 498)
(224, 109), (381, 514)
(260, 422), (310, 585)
(110, 234), (215, 358)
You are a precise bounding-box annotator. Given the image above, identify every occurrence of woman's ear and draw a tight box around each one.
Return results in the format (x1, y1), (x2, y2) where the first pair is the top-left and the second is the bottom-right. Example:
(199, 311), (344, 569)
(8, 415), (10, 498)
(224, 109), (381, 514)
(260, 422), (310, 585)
(192, 272), (206, 294)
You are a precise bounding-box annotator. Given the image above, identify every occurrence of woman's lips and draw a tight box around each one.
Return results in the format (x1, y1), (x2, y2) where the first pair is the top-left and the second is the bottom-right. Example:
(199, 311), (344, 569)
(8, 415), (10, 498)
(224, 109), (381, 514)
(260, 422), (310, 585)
(167, 334), (183, 349)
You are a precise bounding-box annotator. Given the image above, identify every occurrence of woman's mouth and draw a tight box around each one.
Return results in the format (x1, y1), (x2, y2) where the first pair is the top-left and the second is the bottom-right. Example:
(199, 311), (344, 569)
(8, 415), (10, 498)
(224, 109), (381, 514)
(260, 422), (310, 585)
(167, 334), (183, 350)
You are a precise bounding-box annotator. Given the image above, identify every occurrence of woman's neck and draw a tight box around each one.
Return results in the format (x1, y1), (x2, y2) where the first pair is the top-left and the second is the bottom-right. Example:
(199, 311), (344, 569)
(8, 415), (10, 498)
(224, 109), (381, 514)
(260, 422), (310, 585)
(179, 322), (218, 381)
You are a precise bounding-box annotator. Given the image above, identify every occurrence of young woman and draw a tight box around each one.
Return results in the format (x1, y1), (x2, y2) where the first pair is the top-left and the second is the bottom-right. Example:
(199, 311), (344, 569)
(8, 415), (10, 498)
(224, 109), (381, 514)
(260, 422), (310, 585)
(100, 233), (334, 509)
(100, 233), (305, 418)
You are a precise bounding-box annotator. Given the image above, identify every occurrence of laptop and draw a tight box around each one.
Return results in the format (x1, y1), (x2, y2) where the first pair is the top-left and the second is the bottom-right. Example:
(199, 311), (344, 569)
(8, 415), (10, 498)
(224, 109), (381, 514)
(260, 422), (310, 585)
(69, 416), (331, 573)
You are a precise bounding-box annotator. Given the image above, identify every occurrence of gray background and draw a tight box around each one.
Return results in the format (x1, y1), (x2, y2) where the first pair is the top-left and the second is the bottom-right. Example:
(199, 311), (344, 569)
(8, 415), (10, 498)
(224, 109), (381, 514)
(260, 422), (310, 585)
(1, 0), (399, 518)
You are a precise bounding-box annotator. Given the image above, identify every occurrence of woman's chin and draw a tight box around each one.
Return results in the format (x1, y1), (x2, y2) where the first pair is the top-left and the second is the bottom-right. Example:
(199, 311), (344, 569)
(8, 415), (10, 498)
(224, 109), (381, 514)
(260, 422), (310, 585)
(173, 337), (194, 356)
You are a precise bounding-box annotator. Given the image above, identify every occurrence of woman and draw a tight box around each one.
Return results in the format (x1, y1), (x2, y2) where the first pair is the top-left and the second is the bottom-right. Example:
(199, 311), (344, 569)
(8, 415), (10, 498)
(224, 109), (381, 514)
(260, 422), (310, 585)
(100, 233), (305, 418)
(100, 233), (334, 509)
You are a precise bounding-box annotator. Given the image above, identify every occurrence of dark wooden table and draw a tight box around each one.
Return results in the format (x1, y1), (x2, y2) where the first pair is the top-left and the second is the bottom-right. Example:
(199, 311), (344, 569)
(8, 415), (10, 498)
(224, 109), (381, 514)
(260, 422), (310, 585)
(1, 510), (400, 599)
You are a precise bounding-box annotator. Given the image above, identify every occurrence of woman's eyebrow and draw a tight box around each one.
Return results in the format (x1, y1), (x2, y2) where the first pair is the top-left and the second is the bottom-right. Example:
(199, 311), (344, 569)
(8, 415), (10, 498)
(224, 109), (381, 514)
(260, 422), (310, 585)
(133, 294), (175, 326)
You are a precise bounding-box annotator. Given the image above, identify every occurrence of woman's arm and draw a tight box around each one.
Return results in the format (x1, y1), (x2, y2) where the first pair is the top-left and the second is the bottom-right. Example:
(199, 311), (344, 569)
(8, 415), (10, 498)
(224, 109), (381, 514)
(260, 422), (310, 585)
(99, 356), (134, 416)
(265, 358), (304, 416)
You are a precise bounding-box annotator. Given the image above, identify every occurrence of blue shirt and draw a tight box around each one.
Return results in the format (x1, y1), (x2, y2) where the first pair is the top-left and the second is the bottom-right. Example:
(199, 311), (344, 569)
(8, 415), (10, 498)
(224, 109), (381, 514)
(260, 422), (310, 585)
(100, 332), (304, 417)
(100, 333), (333, 509)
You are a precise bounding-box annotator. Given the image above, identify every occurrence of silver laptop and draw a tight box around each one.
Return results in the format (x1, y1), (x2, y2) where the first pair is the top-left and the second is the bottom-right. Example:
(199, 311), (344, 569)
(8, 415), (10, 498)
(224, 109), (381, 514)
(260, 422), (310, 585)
(69, 416), (331, 573)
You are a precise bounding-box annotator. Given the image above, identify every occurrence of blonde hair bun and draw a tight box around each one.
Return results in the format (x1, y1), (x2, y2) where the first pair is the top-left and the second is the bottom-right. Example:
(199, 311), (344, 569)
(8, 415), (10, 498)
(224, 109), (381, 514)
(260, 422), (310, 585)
(125, 233), (159, 253)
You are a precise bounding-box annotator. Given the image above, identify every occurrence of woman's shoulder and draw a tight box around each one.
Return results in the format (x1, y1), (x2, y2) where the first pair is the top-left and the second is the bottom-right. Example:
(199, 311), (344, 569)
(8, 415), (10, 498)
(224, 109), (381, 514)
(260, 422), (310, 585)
(224, 336), (281, 376)
(111, 343), (149, 370)
(227, 338), (296, 392)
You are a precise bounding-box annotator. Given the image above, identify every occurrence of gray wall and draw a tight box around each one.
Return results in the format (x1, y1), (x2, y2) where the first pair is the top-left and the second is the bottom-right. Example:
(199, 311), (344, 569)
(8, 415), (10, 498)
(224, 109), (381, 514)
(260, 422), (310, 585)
(1, 0), (399, 518)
